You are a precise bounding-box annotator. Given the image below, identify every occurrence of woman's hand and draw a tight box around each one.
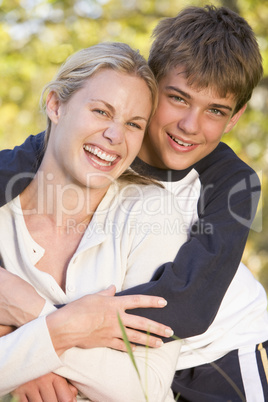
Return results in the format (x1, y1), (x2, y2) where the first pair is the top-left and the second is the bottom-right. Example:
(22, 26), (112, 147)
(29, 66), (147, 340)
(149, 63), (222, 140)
(0, 267), (45, 327)
(0, 269), (173, 354)
(47, 285), (173, 355)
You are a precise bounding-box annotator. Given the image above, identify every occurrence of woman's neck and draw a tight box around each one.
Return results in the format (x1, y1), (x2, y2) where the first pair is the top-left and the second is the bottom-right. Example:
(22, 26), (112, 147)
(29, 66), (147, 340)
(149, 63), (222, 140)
(20, 168), (108, 230)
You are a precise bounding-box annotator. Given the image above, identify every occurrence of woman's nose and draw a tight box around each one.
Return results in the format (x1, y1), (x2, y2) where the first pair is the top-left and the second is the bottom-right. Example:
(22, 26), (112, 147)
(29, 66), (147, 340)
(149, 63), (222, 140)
(103, 123), (125, 144)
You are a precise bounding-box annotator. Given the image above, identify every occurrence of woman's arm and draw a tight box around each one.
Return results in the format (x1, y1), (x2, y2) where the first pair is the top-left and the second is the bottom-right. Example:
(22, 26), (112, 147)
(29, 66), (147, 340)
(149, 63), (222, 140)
(0, 268), (172, 350)
(58, 340), (181, 402)
(0, 291), (174, 397)
(0, 188), (185, 400)
(0, 270), (174, 396)
(0, 316), (63, 397)
(0, 267), (46, 327)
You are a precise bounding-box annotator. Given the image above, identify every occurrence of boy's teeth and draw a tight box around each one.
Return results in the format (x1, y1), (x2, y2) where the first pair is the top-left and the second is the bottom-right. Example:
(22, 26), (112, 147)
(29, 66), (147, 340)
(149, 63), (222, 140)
(83, 145), (117, 163)
(170, 135), (193, 147)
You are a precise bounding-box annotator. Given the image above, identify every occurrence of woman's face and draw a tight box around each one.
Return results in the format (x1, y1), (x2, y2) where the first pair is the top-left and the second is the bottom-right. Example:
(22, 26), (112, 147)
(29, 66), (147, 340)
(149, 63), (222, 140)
(46, 69), (152, 191)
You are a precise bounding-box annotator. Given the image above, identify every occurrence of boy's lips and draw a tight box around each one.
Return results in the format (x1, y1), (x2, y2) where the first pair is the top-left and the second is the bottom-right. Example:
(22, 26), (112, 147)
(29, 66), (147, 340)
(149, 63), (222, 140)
(167, 133), (199, 152)
(167, 133), (196, 147)
(83, 144), (120, 168)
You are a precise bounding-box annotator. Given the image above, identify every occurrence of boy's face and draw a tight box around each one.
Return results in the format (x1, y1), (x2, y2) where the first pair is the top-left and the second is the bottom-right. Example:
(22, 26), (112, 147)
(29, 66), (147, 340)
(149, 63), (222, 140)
(139, 67), (246, 170)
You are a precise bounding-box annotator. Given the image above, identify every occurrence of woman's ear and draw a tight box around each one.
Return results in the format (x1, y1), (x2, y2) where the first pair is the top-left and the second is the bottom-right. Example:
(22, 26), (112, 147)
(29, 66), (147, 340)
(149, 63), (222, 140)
(46, 91), (61, 124)
(224, 104), (247, 134)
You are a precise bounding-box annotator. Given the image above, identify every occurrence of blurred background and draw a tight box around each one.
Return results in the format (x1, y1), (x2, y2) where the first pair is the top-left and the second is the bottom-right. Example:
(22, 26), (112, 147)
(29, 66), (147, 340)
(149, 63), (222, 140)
(0, 0), (267, 294)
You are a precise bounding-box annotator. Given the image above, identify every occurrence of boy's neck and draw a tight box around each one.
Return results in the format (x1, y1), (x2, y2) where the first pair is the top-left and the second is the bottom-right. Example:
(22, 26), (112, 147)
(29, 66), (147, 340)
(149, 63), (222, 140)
(138, 136), (168, 169)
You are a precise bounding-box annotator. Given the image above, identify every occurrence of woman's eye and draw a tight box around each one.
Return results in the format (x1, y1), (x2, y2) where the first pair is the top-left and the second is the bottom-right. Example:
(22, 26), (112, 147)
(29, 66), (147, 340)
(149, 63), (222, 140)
(127, 122), (142, 129)
(94, 109), (108, 116)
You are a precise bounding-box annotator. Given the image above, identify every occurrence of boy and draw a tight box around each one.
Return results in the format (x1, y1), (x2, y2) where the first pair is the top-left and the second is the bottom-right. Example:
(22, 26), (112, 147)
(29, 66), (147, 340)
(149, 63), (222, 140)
(0, 5), (267, 401)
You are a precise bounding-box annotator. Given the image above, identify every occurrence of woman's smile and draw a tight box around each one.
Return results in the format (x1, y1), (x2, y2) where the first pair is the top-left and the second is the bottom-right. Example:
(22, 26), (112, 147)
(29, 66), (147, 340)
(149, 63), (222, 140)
(83, 144), (120, 170)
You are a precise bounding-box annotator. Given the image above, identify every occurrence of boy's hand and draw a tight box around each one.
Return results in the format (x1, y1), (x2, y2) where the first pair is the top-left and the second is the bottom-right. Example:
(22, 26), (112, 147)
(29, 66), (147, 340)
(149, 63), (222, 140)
(0, 267), (45, 327)
(0, 324), (15, 336)
(11, 373), (78, 402)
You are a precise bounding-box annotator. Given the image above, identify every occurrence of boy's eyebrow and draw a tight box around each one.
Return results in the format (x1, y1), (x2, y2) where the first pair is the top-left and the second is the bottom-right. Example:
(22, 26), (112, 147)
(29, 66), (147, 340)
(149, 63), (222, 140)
(165, 86), (233, 112)
(208, 103), (233, 112)
(166, 86), (191, 100)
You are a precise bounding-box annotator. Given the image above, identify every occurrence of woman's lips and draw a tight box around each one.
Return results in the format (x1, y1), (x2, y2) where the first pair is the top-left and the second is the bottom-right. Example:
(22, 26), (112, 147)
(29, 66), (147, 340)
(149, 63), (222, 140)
(83, 144), (119, 167)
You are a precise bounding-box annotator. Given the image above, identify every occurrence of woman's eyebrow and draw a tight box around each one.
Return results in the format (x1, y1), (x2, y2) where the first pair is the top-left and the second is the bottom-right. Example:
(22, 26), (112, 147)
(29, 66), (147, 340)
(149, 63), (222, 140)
(89, 99), (148, 122)
(89, 99), (115, 113)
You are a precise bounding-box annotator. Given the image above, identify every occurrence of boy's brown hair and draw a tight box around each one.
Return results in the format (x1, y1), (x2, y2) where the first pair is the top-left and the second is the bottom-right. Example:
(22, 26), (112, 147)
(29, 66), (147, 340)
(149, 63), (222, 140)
(148, 5), (263, 114)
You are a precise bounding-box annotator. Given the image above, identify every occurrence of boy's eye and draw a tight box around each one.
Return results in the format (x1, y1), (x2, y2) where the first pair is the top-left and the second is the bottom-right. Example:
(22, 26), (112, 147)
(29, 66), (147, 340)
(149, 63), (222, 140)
(209, 108), (225, 116)
(169, 95), (185, 103)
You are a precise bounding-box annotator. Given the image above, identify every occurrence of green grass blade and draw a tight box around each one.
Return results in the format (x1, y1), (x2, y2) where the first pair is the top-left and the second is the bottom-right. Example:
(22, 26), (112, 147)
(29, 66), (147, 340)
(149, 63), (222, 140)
(117, 312), (141, 381)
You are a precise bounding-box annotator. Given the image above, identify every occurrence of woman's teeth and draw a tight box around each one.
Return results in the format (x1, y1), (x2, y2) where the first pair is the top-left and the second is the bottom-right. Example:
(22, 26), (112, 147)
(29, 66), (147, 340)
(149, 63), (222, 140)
(83, 145), (117, 166)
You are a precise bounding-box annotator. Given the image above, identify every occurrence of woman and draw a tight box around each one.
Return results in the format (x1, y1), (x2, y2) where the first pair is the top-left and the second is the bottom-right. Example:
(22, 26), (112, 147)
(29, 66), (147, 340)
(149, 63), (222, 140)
(0, 42), (185, 401)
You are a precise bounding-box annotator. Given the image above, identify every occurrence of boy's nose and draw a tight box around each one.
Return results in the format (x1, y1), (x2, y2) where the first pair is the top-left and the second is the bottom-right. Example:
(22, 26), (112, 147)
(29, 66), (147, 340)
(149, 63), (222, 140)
(177, 109), (200, 135)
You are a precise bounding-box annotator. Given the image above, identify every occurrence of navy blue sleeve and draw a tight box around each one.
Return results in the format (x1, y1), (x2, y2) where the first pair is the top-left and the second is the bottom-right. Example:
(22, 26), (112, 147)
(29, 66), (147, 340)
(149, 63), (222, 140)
(117, 148), (261, 339)
(0, 133), (44, 207)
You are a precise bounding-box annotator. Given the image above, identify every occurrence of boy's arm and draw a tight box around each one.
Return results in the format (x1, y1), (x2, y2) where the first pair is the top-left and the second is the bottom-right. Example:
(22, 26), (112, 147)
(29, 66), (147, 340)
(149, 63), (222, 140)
(0, 132), (44, 207)
(118, 161), (260, 339)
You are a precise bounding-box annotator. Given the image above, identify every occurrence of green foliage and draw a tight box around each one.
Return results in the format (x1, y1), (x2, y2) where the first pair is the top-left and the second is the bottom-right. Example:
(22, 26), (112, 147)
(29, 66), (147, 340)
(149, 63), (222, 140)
(117, 313), (149, 401)
(0, 0), (267, 291)
(0, 395), (17, 402)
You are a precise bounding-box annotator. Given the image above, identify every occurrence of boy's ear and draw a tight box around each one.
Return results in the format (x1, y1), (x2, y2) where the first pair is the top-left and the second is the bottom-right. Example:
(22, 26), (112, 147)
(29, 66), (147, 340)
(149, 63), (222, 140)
(46, 91), (61, 124)
(224, 104), (247, 134)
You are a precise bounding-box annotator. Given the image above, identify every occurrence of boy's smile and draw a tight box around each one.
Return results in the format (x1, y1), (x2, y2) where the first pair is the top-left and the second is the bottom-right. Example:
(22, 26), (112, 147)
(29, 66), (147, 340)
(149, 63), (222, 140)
(139, 67), (246, 170)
